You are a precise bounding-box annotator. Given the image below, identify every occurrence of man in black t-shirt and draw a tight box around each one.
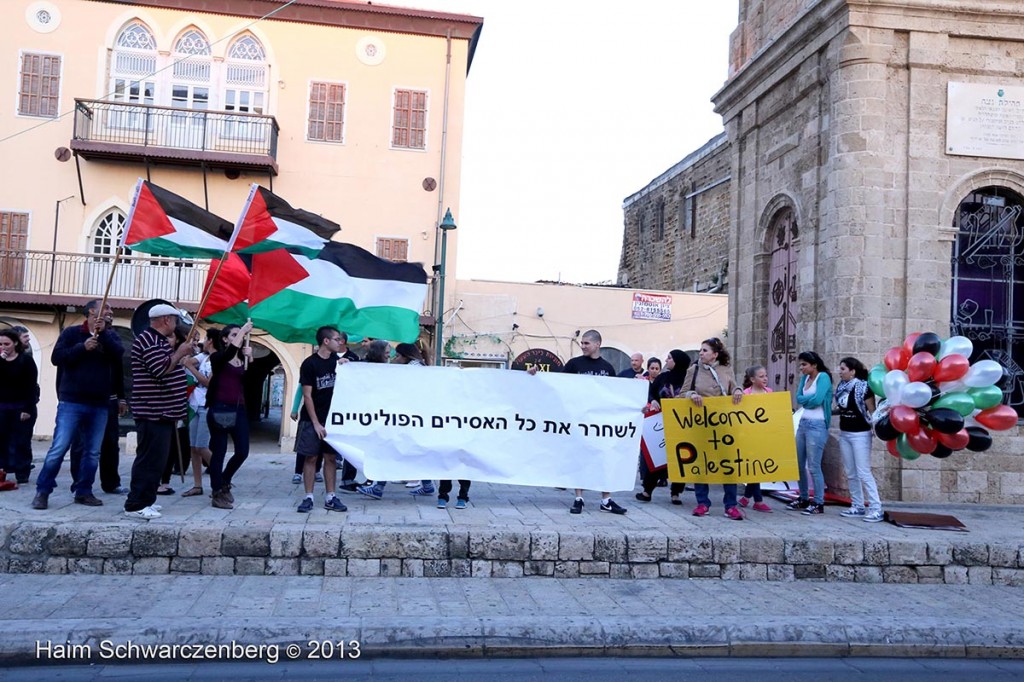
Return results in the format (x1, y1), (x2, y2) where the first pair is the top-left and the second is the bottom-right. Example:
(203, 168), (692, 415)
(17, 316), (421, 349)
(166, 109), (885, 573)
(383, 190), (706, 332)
(295, 326), (348, 514)
(559, 329), (627, 515)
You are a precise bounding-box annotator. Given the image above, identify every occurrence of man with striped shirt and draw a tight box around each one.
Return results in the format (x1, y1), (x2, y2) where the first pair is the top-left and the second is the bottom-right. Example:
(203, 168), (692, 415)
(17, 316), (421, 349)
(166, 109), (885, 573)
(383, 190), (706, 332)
(124, 304), (194, 519)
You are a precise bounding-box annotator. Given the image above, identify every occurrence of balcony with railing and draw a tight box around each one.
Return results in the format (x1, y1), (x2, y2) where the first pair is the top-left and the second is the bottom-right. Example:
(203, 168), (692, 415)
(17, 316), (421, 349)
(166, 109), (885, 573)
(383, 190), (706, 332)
(0, 249), (210, 310)
(71, 99), (279, 174)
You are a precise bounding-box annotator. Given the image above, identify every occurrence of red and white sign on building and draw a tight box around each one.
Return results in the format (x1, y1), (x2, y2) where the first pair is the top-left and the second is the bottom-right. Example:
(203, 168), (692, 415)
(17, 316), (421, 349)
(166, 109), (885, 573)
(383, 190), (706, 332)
(631, 292), (672, 321)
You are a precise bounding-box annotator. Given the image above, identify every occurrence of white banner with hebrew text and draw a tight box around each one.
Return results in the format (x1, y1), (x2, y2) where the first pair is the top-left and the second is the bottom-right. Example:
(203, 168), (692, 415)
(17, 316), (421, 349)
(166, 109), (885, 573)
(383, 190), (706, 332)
(325, 363), (648, 491)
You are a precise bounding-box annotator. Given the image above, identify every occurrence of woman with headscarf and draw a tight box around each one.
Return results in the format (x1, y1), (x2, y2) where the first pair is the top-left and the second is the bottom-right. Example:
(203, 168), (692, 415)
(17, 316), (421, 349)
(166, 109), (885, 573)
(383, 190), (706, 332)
(636, 349), (692, 504)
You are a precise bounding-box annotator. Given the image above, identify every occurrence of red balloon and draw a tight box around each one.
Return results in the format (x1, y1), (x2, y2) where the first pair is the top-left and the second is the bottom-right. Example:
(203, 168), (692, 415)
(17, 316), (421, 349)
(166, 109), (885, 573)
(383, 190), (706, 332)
(906, 352), (937, 382)
(933, 354), (970, 383)
(936, 428), (970, 450)
(890, 405), (921, 434)
(975, 404), (1018, 431)
(907, 428), (938, 454)
(886, 440), (901, 458)
(902, 332), (922, 354)
(884, 346), (910, 371)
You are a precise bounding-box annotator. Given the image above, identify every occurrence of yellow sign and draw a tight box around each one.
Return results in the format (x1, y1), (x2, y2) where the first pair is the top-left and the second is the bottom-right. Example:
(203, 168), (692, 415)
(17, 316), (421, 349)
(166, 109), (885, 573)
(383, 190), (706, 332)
(662, 393), (798, 484)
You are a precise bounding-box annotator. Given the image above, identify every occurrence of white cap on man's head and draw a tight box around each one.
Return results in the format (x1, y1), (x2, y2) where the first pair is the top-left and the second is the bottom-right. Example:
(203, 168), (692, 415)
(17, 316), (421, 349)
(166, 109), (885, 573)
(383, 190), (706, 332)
(148, 303), (179, 319)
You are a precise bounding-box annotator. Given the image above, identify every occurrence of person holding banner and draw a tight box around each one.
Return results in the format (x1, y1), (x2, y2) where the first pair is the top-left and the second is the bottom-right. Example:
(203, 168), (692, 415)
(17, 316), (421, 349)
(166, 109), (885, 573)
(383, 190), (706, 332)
(295, 326), (348, 513)
(638, 349), (692, 504)
(559, 329), (627, 515)
(787, 350), (833, 516)
(682, 337), (745, 520)
(738, 365), (774, 512)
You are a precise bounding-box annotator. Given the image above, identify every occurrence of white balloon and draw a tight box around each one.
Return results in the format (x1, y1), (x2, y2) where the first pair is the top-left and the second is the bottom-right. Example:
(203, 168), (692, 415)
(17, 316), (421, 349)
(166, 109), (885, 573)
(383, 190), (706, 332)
(937, 336), (973, 360)
(883, 370), (909, 404)
(964, 360), (1004, 388)
(939, 379), (968, 394)
(899, 381), (933, 408)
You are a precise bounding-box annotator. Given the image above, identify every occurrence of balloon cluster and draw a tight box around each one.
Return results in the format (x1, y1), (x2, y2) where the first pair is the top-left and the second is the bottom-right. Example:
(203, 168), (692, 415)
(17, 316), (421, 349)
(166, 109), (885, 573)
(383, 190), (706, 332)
(868, 332), (1015, 459)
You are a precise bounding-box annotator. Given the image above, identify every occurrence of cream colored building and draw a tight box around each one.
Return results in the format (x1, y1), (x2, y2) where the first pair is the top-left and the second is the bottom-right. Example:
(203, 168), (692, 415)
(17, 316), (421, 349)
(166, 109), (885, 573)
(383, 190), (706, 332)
(0, 0), (480, 441)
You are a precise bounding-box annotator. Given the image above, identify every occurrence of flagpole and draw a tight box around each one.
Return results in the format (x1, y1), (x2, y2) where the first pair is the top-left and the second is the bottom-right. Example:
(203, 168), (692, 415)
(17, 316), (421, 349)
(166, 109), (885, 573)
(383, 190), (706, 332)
(94, 179), (144, 337)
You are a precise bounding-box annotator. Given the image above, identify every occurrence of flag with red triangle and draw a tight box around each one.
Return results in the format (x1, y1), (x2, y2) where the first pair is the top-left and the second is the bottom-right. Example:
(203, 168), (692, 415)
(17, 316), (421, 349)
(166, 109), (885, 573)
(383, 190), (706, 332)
(232, 184), (340, 258)
(198, 252), (251, 324)
(120, 179), (236, 259)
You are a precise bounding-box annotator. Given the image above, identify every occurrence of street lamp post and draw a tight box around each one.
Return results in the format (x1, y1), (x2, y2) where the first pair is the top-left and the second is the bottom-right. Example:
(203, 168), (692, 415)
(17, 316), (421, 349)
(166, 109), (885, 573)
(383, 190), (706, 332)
(434, 208), (457, 365)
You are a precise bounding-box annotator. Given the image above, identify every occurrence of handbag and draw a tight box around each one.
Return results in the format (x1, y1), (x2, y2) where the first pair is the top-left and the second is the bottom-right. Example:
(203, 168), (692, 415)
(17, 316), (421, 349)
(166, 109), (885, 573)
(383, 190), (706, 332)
(211, 409), (237, 429)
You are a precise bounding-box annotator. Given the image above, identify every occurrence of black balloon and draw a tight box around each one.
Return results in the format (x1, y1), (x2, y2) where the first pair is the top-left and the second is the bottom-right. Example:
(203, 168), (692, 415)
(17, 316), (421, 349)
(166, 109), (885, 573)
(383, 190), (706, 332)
(923, 408), (965, 434)
(927, 381), (942, 404)
(930, 444), (953, 459)
(874, 415), (900, 441)
(912, 332), (942, 356)
(965, 426), (993, 452)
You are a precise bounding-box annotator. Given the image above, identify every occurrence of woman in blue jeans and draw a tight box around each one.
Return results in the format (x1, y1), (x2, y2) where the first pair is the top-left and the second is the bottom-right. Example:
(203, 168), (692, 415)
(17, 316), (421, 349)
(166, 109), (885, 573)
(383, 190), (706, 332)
(787, 350), (832, 515)
(206, 321), (254, 510)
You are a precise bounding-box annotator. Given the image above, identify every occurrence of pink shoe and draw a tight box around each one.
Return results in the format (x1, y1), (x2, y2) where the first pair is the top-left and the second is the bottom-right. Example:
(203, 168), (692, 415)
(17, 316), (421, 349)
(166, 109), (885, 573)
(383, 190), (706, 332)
(692, 504), (709, 517)
(752, 501), (773, 513)
(724, 506), (744, 520)
(738, 496), (750, 508)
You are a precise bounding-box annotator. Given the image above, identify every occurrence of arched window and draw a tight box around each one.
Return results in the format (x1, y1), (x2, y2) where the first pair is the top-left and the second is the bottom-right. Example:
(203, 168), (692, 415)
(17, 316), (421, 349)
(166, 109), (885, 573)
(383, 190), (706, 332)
(223, 34), (269, 142)
(655, 200), (665, 241)
(90, 209), (129, 259)
(951, 186), (1024, 419)
(109, 22), (157, 129)
(169, 28), (211, 148)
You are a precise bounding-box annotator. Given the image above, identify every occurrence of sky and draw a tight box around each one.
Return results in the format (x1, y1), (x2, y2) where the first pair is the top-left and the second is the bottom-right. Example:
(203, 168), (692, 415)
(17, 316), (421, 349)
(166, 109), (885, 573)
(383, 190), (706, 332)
(403, 0), (741, 284)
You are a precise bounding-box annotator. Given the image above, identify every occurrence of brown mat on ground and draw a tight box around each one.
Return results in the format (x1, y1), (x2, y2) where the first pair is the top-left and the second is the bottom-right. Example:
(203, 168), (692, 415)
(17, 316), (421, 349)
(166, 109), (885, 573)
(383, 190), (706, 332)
(885, 510), (968, 532)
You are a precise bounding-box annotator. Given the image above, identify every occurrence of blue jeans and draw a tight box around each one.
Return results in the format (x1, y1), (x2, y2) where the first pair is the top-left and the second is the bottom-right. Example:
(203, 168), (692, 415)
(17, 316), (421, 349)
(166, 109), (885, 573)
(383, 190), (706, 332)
(694, 483), (738, 509)
(36, 401), (108, 497)
(796, 418), (827, 504)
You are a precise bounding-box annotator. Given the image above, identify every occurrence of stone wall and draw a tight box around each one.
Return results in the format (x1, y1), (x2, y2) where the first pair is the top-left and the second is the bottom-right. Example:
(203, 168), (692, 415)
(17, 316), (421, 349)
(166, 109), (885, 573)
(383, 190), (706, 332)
(713, 0), (1024, 503)
(619, 134), (732, 294)
(3, 521), (1021, 584)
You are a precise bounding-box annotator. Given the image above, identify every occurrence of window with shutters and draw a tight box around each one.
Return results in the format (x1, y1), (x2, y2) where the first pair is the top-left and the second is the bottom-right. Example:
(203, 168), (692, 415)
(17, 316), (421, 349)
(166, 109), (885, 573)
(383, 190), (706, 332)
(18, 52), (61, 118)
(308, 81), (345, 143)
(391, 89), (427, 149)
(376, 237), (409, 263)
(0, 211), (29, 290)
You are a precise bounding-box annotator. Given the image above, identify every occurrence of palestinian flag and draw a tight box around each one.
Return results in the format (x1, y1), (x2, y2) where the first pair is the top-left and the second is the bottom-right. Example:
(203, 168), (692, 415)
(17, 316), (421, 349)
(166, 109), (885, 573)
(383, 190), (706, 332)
(120, 179), (235, 259)
(232, 184), (340, 258)
(198, 252), (251, 324)
(249, 242), (427, 343)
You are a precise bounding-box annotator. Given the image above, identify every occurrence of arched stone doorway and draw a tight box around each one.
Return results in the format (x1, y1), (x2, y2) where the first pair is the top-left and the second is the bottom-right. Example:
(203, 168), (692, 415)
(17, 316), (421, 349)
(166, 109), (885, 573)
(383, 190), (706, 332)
(951, 186), (1024, 419)
(766, 208), (799, 396)
(243, 340), (286, 447)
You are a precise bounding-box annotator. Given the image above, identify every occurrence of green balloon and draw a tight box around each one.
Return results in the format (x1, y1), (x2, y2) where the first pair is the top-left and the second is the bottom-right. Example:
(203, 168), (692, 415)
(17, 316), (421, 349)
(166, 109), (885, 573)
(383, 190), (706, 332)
(968, 385), (1003, 411)
(932, 391), (976, 417)
(897, 435), (921, 460)
(868, 366), (887, 397)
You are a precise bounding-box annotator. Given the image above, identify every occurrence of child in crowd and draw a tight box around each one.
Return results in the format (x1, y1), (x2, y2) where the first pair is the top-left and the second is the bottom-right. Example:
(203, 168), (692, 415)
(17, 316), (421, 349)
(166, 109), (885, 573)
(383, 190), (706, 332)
(738, 365), (773, 512)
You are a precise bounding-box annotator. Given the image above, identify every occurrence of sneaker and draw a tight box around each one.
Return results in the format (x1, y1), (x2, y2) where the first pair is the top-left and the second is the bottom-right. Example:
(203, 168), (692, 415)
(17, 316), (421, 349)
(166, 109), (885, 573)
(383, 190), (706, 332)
(570, 498), (584, 514)
(124, 506), (161, 519)
(74, 495), (104, 507)
(437, 498), (448, 509)
(600, 499), (627, 515)
(409, 484), (436, 496)
(357, 484), (383, 500)
(691, 504), (709, 517)
(864, 510), (885, 523)
(314, 472), (324, 483)
(31, 493), (48, 510)
(724, 506), (744, 520)
(297, 497), (314, 513)
(786, 498), (810, 511)
(291, 474), (302, 484)
(802, 503), (824, 515)
(337, 483), (360, 494)
(324, 496), (347, 512)
(455, 499), (467, 510)
(752, 501), (773, 513)
(840, 507), (866, 518)
(404, 481), (420, 488)
(738, 496), (750, 508)
(150, 504), (163, 511)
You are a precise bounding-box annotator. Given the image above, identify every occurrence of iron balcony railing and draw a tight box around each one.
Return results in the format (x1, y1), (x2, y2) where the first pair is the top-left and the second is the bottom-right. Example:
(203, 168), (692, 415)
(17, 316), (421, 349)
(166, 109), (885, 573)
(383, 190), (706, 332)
(0, 249), (211, 305)
(72, 98), (279, 160)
